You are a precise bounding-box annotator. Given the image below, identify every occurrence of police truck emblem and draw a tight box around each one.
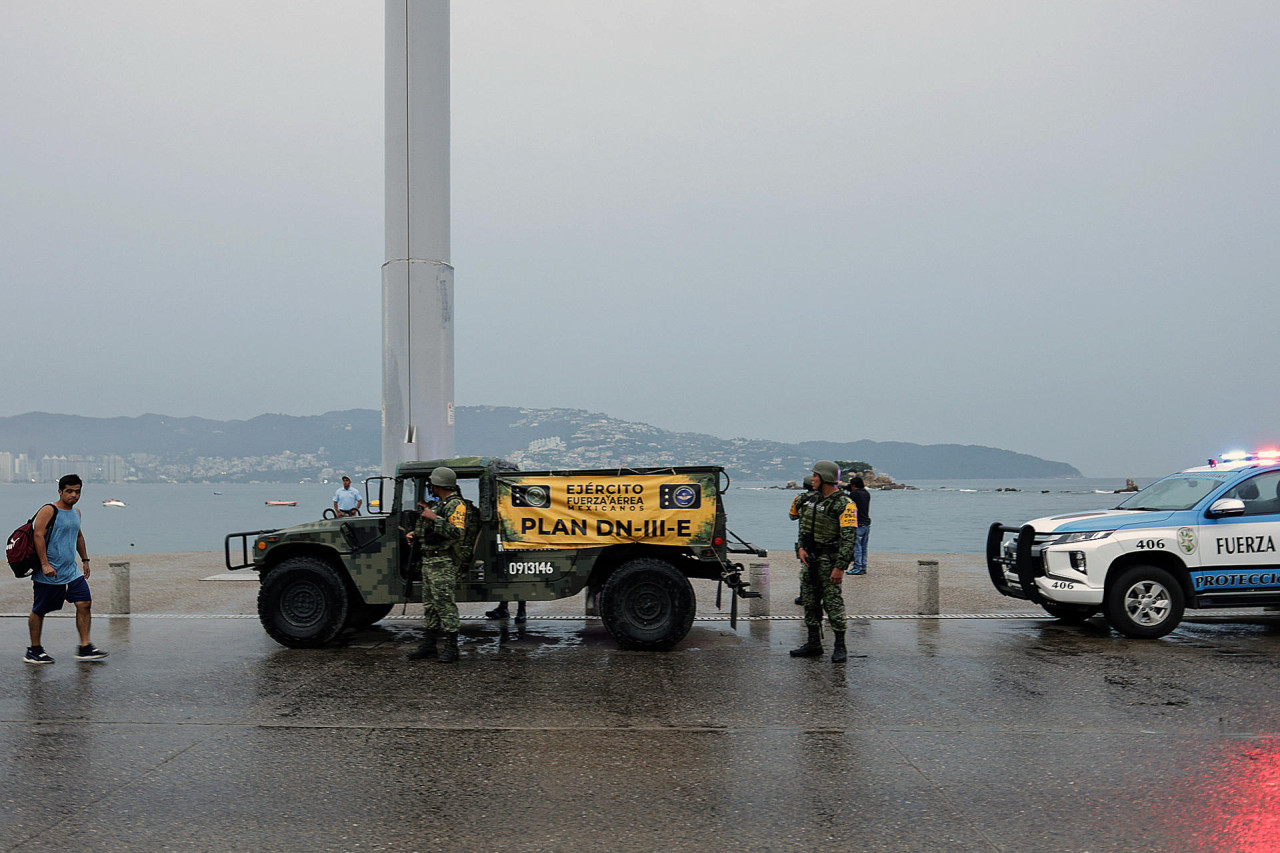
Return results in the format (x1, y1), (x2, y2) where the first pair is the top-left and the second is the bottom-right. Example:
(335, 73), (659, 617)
(1178, 527), (1197, 555)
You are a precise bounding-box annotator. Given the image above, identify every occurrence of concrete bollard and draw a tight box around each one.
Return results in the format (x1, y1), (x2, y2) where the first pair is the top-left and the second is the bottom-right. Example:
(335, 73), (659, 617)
(107, 561), (131, 614)
(917, 559), (939, 615)
(747, 560), (770, 617)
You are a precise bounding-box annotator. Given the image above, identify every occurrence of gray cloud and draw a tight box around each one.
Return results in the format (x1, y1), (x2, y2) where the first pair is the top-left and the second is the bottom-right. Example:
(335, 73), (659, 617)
(4, 1), (1278, 476)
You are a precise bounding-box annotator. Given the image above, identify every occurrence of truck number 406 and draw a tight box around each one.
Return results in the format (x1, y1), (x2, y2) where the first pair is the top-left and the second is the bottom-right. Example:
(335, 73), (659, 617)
(1135, 539), (1165, 550)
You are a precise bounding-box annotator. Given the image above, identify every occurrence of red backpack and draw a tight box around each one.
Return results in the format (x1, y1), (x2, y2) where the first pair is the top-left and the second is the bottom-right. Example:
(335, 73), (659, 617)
(7, 504), (57, 579)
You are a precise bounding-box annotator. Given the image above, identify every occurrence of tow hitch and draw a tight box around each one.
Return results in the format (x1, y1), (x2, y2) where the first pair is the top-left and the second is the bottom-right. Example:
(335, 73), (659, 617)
(718, 529), (766, 628)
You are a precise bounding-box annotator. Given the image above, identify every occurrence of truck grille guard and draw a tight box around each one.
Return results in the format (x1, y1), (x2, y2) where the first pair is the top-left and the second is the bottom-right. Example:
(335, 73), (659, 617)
(986, 522), (1056, 604)
(224, 529), (279, 571)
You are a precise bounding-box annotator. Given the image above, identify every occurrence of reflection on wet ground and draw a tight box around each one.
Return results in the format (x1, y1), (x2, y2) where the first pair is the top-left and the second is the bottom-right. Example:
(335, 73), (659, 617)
(2, 614), (1278, 852)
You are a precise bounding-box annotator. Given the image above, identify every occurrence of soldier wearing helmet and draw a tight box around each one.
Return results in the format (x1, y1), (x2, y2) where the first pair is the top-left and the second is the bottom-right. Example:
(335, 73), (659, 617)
(405, 466), (468, 663)
(790, 460), (858, 663)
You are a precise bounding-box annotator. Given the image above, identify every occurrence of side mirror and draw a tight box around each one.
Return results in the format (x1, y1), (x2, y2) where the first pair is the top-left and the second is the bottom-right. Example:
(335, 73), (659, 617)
(365, 476), (393, 515)
(1207, 498), (1246, 518)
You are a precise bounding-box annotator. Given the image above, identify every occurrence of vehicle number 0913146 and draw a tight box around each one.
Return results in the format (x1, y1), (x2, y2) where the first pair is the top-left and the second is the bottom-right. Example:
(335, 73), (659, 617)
(1134, 539), (1165, 550)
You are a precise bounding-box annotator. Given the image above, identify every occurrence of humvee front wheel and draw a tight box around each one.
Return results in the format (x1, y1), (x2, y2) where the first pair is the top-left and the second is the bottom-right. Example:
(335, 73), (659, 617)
(258, 557), (351, 648)
(1104, 564), (1184, 639)
(600, 558), (695, 651)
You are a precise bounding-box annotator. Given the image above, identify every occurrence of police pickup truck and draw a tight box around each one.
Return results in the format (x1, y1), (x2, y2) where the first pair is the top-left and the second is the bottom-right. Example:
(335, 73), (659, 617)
(987, 451), (1280, 638)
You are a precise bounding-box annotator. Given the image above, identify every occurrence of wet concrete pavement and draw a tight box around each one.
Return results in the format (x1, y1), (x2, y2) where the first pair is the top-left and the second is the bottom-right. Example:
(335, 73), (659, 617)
(4, 612), (1280, 852)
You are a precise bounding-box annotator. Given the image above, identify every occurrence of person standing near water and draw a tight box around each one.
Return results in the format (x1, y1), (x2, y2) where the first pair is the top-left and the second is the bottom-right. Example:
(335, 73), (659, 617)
(332, 476), (363, 517)
(844, 475), (871, 576)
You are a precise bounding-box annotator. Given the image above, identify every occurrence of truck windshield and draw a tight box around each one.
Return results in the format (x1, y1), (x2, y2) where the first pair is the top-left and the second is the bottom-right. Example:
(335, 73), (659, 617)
(1114, 476), (1223, 512)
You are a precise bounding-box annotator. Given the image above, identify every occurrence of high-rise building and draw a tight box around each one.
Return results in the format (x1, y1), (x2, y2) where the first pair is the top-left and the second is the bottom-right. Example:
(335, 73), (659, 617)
(40, 456), (90, 482)
(0, 451), (12, 483)
(102, 454), (125, 484)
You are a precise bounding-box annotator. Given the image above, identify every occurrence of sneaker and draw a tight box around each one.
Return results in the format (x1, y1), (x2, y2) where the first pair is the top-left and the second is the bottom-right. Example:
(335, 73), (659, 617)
(24, 646), (54, 665)
(848, 568), (866, 576)
(75, 643), (109, 661)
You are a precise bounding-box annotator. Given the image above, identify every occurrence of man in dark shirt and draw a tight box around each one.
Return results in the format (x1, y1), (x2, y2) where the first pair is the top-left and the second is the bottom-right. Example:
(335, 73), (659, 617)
(845, 476), (871, 575)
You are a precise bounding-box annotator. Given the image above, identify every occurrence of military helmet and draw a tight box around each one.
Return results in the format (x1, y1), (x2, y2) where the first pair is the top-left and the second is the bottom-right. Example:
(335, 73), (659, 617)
(428, 466), (457, 489)
(812, 460), (839, 485)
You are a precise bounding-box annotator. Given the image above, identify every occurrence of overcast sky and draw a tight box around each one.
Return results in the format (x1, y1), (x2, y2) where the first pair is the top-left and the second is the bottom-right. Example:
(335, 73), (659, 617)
(3, 1), (1279, 477)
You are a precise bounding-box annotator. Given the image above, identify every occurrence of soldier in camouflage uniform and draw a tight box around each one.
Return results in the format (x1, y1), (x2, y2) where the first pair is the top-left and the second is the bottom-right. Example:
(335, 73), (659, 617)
(790, 460), (858, 663)
(406, 467), (469, 663)
(789, 478), (818, 605)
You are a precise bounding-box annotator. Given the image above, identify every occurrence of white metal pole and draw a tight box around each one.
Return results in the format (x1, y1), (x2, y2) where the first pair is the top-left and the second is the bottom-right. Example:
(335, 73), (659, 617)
(383, 0), (454, 474)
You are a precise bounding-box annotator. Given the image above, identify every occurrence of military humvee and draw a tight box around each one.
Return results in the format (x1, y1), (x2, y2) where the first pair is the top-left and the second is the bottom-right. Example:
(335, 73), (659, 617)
(226, 457), (761, 651)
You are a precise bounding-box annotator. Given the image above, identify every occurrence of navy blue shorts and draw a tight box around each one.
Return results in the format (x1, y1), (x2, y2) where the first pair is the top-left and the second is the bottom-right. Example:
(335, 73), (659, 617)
(31, 576), (92, 616)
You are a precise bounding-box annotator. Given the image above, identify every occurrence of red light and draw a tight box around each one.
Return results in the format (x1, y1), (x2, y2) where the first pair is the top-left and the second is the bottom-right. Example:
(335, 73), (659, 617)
(713, 536), (725, 546)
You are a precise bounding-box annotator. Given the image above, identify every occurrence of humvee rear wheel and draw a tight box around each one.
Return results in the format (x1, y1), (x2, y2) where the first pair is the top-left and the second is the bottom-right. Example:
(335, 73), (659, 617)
(258, 557), (351, 648)
(600, 558), (695, 651)
(1040, 601), (1098, 623)
(1104, 564), (1184, 639)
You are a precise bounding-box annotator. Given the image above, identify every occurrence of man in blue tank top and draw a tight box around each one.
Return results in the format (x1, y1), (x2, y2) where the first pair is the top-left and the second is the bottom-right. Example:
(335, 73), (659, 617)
(25, 474), (108, 664)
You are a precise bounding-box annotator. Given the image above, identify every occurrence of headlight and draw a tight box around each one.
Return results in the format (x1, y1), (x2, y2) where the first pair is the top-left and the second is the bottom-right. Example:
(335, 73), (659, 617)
(1055, 530), (1113, 544)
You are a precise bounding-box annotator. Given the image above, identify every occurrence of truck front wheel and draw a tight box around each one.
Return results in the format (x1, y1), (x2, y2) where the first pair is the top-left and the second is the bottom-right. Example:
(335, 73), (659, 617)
(600, 558), (696, 651)
(258, 557), (351, 648)
(1104, 564), (1184, 639)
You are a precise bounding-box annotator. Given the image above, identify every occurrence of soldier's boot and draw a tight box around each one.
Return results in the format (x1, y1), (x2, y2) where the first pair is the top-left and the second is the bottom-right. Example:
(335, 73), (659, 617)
(789, 626), (823, 658)
(832, 632), (848, 663)
(514, 600), (527, 624)
(439, 632), (460, 663)
(407, 630), (438, 661)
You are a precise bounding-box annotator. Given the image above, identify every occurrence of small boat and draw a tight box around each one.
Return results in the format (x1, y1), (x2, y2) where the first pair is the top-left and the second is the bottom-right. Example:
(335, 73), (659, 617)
(213, 491), (223, 495)
(102, 498), (127, 508)
(265, 500), (297, 507)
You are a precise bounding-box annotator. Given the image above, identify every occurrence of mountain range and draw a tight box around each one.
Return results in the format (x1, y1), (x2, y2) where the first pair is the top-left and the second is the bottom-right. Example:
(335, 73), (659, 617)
(0, 407), (1081, 481)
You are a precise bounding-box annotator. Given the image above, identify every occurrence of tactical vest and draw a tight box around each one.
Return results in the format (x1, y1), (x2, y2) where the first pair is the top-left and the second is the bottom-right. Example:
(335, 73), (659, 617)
(789, 489), (817, 521)
(418, 494), (471, 560)
(799, 491), (852, 552)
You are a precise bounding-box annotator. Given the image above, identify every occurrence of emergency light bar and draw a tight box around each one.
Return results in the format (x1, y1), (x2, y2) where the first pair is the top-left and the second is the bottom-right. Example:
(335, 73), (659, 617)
(1209, 448), (1280, 467)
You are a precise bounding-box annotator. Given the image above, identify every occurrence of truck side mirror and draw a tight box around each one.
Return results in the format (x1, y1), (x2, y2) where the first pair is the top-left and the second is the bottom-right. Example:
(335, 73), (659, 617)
(1207, 498), (1246, 518)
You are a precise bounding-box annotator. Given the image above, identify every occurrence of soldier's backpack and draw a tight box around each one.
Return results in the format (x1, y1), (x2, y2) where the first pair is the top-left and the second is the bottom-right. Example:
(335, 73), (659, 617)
(7, 504), (57, 578)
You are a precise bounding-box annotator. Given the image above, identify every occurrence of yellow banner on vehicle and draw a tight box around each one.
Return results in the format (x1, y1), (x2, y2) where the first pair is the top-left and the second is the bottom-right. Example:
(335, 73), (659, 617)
(496, 472), (718, 551)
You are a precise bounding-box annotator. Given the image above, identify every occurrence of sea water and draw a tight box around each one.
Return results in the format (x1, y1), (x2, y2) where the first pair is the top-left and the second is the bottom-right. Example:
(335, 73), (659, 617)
(0, 477), (1148, 557)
